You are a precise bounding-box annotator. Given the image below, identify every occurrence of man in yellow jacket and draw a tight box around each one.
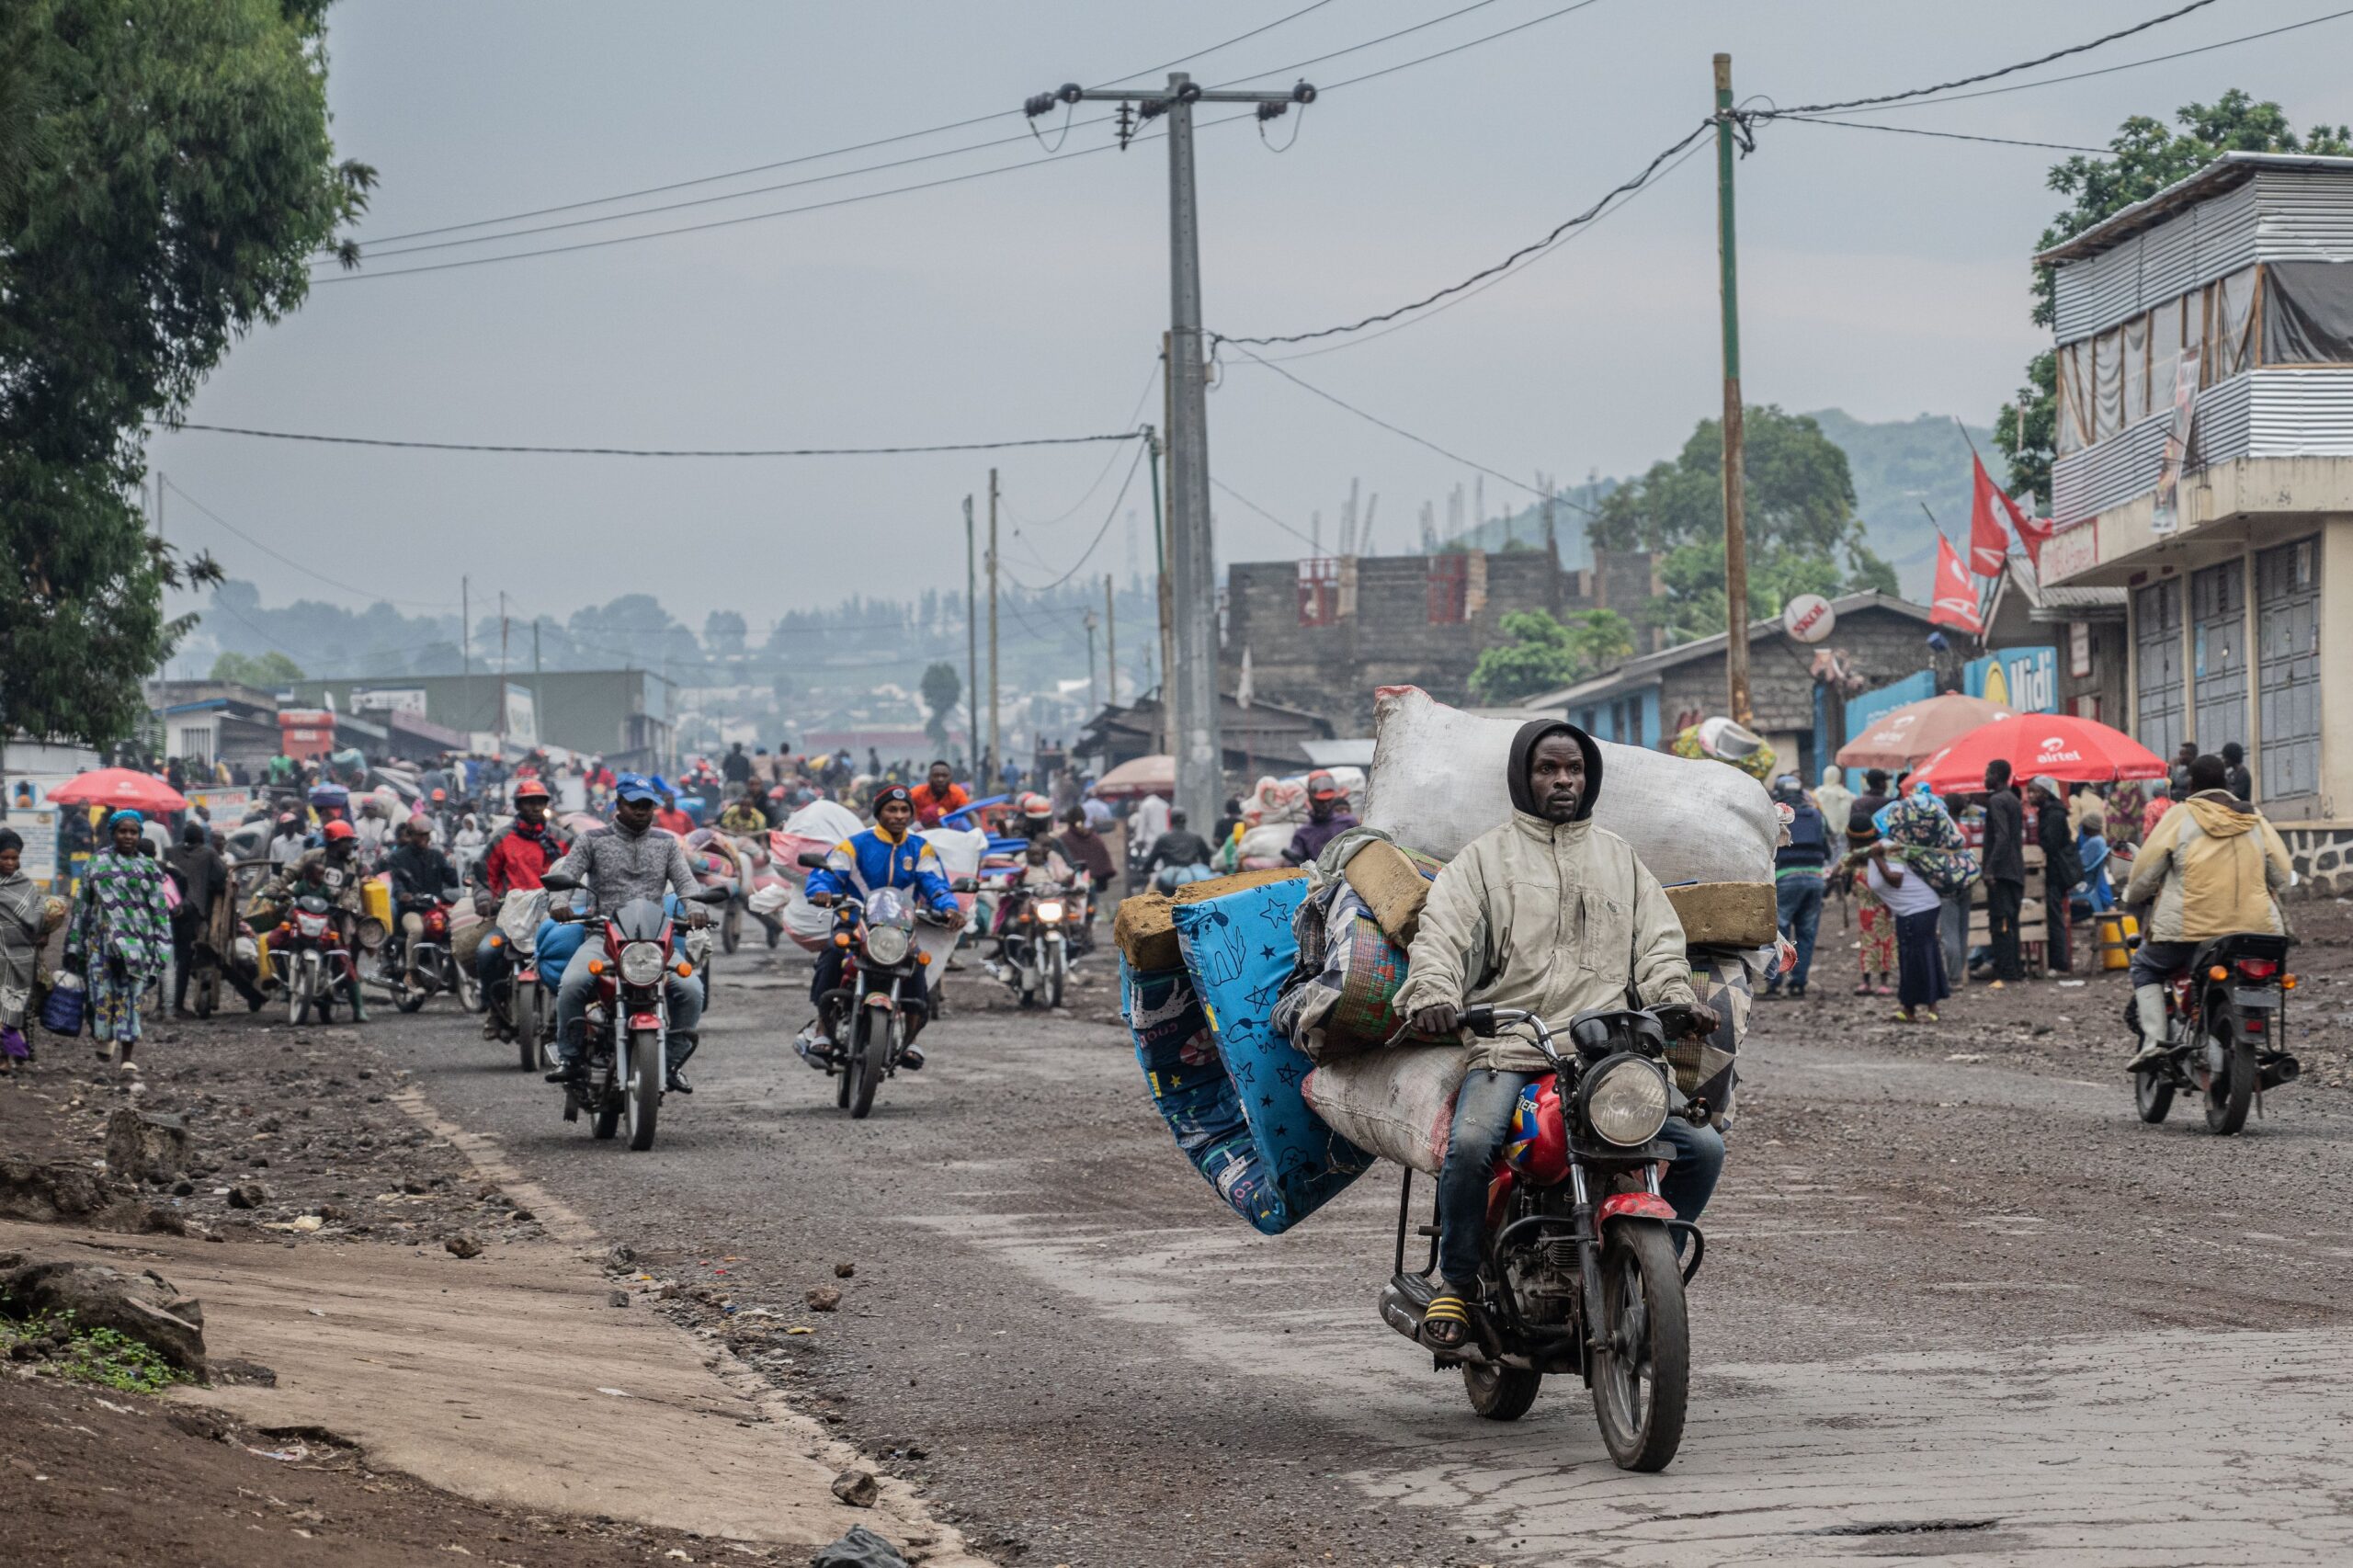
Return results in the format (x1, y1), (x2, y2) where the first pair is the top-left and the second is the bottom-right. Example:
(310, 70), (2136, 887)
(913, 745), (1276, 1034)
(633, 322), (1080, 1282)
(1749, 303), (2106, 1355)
(2121, 753), (2293, 1067)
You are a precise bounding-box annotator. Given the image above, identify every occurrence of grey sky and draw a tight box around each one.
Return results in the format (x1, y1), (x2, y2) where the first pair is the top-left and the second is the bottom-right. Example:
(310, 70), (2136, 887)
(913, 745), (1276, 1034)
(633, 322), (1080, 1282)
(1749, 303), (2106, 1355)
(149, 0), (2348, 630)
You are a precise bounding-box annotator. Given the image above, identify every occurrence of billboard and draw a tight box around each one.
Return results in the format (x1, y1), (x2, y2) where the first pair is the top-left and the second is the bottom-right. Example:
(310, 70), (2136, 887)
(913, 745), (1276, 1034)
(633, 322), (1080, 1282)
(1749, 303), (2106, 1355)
(504, 684), (539, 748)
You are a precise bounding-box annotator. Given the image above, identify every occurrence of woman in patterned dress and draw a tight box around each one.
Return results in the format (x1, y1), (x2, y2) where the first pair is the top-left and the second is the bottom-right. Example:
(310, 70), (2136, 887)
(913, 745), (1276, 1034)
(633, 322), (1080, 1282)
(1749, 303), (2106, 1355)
(63, 811), (173, 1060)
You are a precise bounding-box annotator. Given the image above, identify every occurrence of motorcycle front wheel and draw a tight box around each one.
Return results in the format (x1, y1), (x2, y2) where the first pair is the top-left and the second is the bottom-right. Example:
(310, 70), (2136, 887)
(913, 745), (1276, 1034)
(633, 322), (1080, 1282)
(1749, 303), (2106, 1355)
(1590, 1223), (1689, 1472)
(2205, 1035), (2256, 1135)
(722, 902), (742, 956)
(289, 962), (310, 1026)
(624, 1028), (662, 1151)
(513, 984), (544, 1073)
(455, 957), (483, 1014)
(848, 1010), (883, 1120)
(1462, 1358), (1541, 1422)
(392, 971), (426, 1013)
(1046, 946), (1065, 1011)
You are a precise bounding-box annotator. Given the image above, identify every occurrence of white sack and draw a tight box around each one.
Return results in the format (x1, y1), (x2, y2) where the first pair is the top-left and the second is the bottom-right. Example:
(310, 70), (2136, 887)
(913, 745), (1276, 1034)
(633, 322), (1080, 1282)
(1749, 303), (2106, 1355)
(1237, 822), (1297, 862)
(919, 825), (989, 879)
(1301, 1045), (1473, 1176)
(780, 800), (866, 845)
(1362, 687), (1777, 887)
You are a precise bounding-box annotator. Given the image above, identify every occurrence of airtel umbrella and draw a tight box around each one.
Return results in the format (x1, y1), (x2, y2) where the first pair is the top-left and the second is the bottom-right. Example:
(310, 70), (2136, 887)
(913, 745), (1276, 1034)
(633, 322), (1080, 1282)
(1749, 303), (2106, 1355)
(1909, 714), (2168, 796)
(44, 767), (188, 815)
(1834, 693), (2013, 772)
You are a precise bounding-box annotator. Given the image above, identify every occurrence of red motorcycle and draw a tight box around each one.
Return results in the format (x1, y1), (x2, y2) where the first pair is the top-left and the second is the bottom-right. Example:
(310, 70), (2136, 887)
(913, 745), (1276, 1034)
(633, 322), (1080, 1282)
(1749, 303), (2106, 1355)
(272, 892), (366, 1026)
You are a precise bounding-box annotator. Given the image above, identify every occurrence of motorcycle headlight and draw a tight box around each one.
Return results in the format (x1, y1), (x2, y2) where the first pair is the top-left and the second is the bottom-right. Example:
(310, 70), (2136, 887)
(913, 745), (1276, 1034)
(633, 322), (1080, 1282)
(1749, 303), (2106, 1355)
(619, 941), (665, 985)
(1582, 1057), (1670, 1148)
(1034, 901), (1065, 923)
(864, 925), (911, 966)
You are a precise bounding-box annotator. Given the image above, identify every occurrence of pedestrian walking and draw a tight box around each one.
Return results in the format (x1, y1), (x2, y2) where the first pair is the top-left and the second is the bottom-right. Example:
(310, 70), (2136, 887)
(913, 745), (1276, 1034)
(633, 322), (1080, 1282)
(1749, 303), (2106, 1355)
(2221, 742), (2254, 802)
(63, 811), (173, 1060)
(1864, 836), (1948, 1022)
(0, 828), (48, 1071)
(1981, 760), (2027, 986)
(163, 820), (230, 1017)
(2029, 776), (2084, 973)
(1766, 777), (1828, 999)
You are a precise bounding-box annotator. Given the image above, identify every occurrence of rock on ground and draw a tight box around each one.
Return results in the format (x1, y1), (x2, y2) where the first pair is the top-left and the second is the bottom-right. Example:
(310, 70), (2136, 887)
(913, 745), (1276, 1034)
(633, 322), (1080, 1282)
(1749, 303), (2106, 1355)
(0, 1257), (207, 1374)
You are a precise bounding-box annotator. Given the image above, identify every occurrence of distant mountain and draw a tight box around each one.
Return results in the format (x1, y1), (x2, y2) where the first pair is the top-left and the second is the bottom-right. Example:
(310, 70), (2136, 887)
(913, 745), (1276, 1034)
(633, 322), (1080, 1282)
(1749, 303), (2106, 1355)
(1804, 409), (2009, 601)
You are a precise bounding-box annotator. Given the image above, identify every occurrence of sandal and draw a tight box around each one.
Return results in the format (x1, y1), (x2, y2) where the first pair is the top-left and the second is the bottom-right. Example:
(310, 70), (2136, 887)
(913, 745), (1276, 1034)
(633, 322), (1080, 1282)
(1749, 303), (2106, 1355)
(1422, 1290), (1473, 1350)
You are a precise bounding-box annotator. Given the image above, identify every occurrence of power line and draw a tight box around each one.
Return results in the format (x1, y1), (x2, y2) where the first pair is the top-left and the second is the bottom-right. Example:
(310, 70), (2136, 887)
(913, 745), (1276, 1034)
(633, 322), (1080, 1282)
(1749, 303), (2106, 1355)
(1206, 0), (1513, 89)
(1299, 0), (1608, 95)
(1775, 116), (2112, 154)
(1097, 0), (1347, 88)
(159, 422), (1144, 458)
(998, 360), (1162, 528)
(159, 476), (460, 608)
(1207, 477), (1320, 551)
(1003, 439), (1150, 593)
(1753, 0), (2222, 119)
(1215, 118), (1712, 347)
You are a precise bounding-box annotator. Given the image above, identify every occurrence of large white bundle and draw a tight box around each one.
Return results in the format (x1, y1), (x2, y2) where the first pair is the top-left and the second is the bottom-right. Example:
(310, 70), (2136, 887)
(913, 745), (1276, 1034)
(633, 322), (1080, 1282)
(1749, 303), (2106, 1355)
(1237, 822), (1297, 862)
(1363, 687), (1777, 887)
(918, 825), (989, 878)
(1301, 1046), (1472, 1175)
(780, 800), (865, 844)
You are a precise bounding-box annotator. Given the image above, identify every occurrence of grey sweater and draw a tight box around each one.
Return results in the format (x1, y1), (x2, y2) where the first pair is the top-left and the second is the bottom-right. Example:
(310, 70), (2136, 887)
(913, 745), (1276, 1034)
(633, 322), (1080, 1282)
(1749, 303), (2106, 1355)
(549, 824), (699, 916)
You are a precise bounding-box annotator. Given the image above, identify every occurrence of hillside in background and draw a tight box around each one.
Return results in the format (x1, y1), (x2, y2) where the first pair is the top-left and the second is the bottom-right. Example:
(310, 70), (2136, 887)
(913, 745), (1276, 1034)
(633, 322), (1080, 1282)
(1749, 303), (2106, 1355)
(1803, 410), (2008, 602)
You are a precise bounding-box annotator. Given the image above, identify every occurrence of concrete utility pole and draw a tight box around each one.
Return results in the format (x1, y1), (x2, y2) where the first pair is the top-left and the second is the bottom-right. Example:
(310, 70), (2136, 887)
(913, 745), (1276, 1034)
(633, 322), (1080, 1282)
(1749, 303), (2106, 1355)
(1084, 606), (1100, 710)
(1714, 51), (1753, 726)
(987, 468), (1001, 785)
(1027, 72), (1316, 826)
(1104, 574), (1118, 708)
(964, 494), (979, 773)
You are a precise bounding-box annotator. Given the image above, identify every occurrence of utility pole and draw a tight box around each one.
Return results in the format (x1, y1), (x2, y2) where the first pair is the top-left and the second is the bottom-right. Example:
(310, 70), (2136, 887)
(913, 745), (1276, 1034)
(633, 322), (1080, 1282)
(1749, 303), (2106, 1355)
(1146, 421), (1173, 753)
(987, 468), (1001, 787)
(1084, 606), (1100, 710)
(1028, 73), (1316, 826)
(964, 494), (979, 774)
(1104, 573), (1118, 708)
(1714, 51), (1752, 726)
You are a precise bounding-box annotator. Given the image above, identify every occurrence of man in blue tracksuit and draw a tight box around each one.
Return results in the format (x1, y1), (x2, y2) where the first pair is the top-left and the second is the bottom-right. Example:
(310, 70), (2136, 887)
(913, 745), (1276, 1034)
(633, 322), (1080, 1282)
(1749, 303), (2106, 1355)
(1767, 775), (1831, 999)
(796, 784), (959, 1071)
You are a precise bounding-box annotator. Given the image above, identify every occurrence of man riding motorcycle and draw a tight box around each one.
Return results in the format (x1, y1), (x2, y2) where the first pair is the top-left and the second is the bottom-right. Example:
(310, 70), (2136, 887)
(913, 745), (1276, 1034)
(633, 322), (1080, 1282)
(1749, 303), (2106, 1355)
(796, 784), (960, 1074)
(1282, 769), (1359, 866)
(384, 817), (460, 992)
(2122, 752), (2294, 1068)
(472, 778), (569, 1037)
(257, 819), (370, 1021)
(542, 775), (708, 1094)
(1393, 720), (1723, 1351)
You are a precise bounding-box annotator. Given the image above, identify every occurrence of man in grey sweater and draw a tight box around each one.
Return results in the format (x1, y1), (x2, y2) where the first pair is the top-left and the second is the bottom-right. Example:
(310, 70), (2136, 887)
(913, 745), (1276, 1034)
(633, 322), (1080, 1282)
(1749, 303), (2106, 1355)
(545, 776), (705, 1089)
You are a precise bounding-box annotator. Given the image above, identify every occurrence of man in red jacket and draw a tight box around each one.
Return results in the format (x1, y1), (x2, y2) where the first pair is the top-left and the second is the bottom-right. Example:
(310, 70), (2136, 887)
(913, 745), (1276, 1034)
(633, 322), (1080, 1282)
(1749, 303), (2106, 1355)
(473, 780), (569, 1037)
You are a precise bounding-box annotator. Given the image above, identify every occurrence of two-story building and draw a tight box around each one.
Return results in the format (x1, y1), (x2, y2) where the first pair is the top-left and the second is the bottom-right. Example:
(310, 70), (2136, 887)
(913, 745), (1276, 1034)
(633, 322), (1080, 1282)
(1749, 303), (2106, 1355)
(2037, 153), (2353, 885)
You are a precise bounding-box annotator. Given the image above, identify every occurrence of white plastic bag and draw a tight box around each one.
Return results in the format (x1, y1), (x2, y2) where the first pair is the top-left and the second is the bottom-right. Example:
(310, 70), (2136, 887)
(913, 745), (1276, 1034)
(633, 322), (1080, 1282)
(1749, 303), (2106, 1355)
(1362, 687), (1777, 886)
(1300, 1045), (1472, 1175)
(779, 800), (865, 845)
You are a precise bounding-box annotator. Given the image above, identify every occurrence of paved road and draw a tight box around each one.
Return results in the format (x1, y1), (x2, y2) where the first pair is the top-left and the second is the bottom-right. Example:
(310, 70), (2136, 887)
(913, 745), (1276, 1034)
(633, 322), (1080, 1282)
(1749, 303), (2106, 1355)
(371, 947), (2353, 1567)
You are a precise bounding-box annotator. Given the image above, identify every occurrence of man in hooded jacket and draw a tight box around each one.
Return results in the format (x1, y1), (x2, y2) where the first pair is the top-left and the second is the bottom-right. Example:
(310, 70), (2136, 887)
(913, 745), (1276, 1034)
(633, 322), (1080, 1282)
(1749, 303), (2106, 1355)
(1393, 720), (1723, 1347)
(2122, 753), (2293, 1067)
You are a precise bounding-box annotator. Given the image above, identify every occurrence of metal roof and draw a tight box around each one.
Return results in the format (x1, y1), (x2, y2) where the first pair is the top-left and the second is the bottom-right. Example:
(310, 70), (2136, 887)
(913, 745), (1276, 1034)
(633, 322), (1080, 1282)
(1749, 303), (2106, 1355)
(1519, 591), (1936, 710)
(2034, 153), (2353, 265)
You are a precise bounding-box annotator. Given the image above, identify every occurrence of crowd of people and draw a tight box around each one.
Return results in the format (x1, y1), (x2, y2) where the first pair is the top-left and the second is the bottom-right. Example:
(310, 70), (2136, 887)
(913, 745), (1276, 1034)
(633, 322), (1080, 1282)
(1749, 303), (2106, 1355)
(1764, 739), (2282, 1027)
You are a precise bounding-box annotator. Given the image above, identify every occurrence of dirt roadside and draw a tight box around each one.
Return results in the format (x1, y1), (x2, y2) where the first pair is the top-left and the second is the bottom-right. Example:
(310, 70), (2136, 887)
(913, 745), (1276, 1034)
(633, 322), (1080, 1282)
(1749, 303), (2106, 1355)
(0, 1006), (991, 1568)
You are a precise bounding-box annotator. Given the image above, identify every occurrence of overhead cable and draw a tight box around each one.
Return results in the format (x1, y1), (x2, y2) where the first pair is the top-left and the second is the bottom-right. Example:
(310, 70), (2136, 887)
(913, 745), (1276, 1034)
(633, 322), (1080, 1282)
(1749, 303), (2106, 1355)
(1207, 477), (1321, 551)
(1776, 117), (2113, 155)
(159, 475), (460, 608)
(158, 422), (1144, 457)
(1002, 440), (1150, 592)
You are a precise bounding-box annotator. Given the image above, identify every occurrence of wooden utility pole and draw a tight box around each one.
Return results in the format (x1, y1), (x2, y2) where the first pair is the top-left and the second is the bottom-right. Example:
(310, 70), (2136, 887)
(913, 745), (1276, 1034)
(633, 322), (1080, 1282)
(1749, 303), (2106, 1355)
(1714, 51), (1752, 725)
(1104, 573), (1118, 708)
(987, 468), (1001, 786)
(964, 494), (979, 773)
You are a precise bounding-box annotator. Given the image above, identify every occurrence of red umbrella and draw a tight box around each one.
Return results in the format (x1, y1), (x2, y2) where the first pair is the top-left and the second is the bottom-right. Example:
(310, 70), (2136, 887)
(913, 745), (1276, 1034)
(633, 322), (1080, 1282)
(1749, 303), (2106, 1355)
(45, 767), (188, 814)
(1910, 714), (2167, 796)
(1835, 693), (2014, 771)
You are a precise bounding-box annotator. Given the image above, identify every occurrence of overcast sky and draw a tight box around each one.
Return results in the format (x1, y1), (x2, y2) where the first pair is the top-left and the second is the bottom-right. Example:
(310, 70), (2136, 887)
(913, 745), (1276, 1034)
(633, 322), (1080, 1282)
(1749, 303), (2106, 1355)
(148, 0), (2349, 630)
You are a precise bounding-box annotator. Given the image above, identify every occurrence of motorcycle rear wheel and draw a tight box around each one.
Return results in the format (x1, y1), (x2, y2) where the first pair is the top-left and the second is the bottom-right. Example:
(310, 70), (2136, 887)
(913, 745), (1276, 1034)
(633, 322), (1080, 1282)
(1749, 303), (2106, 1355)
(2205, 1036), (2256, 1135)
(592, 1067), (621, 1140)
(2133, 1064), (2175, 1123)
(289, 967), (309, 1026)
(848, 1012), (883, 1120)
(1462, 1359), (1541, 1422)
(392, 972), (426, 1013)
(722, 903), (742, 956)
(1591, 1223), (1689, 1472)
(514, 985), (544, 1073)
(624, 1028), (662, 1151)
(455, 959), (483, 1014)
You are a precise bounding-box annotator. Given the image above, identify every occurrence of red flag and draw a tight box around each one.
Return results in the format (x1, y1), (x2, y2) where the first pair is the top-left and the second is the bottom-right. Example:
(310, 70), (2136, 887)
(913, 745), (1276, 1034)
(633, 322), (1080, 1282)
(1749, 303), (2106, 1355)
(2014, 510), (2055, 572)
(1930, 535), (1983, 634)
(1969, 454), (2019, 577)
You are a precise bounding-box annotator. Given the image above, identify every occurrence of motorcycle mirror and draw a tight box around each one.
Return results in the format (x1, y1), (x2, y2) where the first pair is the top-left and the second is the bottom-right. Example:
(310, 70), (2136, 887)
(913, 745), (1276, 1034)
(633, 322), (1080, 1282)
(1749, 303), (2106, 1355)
(540, 872), (579, 891)
(950, 876), (979, 892)
(796, 850), (831, 869)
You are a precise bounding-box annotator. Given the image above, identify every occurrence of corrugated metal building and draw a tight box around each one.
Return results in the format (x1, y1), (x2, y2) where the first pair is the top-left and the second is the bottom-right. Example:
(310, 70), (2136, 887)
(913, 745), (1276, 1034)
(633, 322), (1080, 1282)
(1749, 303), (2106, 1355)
(2038, 153), (2353, 883)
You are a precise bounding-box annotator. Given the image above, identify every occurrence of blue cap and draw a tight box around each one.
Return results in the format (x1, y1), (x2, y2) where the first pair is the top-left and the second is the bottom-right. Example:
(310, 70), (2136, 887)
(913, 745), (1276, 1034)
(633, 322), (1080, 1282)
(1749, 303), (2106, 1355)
(613, 773), (661, 803)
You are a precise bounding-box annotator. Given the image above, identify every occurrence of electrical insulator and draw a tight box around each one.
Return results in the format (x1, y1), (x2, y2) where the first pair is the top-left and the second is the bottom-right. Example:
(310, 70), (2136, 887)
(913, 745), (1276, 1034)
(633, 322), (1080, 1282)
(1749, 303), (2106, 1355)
(1023, 92), (1056, 119)
(1057, 83), (1083, 107)
(1291, 80), (1317, 105)
(1256, 101), (1288, 123)
(1175, 81), (1202, 104)
(1115, 101), (1137, 150)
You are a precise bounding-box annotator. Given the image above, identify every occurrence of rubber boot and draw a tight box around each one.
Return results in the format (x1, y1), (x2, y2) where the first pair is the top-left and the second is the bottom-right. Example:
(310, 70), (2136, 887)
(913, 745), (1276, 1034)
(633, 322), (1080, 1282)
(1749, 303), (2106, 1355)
(2128, 984), (2168, 1069)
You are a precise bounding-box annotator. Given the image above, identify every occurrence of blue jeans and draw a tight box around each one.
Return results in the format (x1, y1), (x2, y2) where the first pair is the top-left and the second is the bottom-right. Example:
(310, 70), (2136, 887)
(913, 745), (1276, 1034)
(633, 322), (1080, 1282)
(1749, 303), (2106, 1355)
(554, 942), (702, 1070)
(1436, 1067), (1725, 1287)
(1771, 875), (1824, 992)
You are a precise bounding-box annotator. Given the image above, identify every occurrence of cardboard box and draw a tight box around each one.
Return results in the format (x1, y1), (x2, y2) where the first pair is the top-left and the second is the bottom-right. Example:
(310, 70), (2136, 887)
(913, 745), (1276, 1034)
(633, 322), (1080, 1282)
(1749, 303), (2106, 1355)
(1664, 881), (1778, 949)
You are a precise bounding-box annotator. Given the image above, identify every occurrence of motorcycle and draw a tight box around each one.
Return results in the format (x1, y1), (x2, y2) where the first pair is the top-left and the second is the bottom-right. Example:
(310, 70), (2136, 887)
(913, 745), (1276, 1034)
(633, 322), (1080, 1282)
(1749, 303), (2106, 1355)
(1378, 1004), (1708, 1472)
(798, 850), (962, 1119)
(382, 891), (483, 1015)
(990, 879), (1075, 1010)
(2129, 932), (2301, 1135)
(272, 892), (368, 1026)
(540, 871), (726, 1151)
(482, 889), (553, 1072)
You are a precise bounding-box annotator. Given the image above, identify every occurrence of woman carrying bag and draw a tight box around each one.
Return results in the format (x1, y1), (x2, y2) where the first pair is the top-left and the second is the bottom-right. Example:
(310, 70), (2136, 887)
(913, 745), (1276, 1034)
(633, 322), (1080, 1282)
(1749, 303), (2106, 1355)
(62, 810), (173, 1062)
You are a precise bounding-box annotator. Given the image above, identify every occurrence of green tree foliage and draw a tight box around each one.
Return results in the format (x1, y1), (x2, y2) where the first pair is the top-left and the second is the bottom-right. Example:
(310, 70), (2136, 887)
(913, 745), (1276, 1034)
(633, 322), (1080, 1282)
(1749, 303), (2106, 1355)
(208, 650), (303, 687)
(919, 661), (962, 751)
(1469, 609), (1637, 705)
(1, 0), (370, 748)
(1586, 406), (1893, 642)
(1995, 92), (2353, 507)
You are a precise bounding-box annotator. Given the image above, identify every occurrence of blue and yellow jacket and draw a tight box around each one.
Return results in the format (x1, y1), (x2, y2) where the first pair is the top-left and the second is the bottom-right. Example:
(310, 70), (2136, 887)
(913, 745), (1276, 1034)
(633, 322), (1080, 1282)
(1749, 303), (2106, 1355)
(807, 825), (958, 915)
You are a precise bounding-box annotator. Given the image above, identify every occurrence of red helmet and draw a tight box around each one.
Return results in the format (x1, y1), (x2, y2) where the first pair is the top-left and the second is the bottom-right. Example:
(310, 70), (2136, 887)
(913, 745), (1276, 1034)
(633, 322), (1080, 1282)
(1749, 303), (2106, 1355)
(430, 787), (447, 801)
(512, 779), (551, 803)
(321, 819), (357, 842)
(1305, 769), (1343, 802)
(1019, 792), (1052, 819)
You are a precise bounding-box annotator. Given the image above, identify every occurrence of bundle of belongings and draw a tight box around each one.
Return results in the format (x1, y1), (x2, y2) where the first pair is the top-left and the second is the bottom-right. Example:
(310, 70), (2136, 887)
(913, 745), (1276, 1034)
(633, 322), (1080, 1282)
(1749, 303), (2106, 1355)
(1117, 686), (1777, 1233)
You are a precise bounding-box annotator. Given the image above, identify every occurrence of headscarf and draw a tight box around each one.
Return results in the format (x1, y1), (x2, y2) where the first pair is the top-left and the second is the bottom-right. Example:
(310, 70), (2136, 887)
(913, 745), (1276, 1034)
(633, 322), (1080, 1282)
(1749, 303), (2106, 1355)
(1872, 791), (1979, 894)
(107, 809), (143, 834)
(1506, 719), (1601, 821)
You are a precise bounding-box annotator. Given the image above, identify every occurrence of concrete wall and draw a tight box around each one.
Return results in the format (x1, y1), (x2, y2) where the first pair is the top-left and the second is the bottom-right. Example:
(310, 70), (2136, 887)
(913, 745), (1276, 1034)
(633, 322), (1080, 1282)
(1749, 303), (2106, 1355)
(1656, 607), (1938, 741)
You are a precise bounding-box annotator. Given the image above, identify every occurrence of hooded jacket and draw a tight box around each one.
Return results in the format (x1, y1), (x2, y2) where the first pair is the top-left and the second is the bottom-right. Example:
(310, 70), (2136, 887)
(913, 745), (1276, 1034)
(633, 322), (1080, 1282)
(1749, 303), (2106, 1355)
(2122, 790), (2291, 943)
(1393, 721), (1696, 1074)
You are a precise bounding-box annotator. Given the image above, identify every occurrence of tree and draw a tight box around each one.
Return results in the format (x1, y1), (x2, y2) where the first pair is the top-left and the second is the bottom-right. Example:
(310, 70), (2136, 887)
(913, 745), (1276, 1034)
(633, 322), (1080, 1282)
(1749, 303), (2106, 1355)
(703, 610), (748, 659)
(920, 661), (962, 753)
(1995, 92), (2353, 507)
(209, 650), (303, 688)
(1469, 609), (1636, 705)
(1, 1), (371, 751)
(1587, 406), (1893, 640)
